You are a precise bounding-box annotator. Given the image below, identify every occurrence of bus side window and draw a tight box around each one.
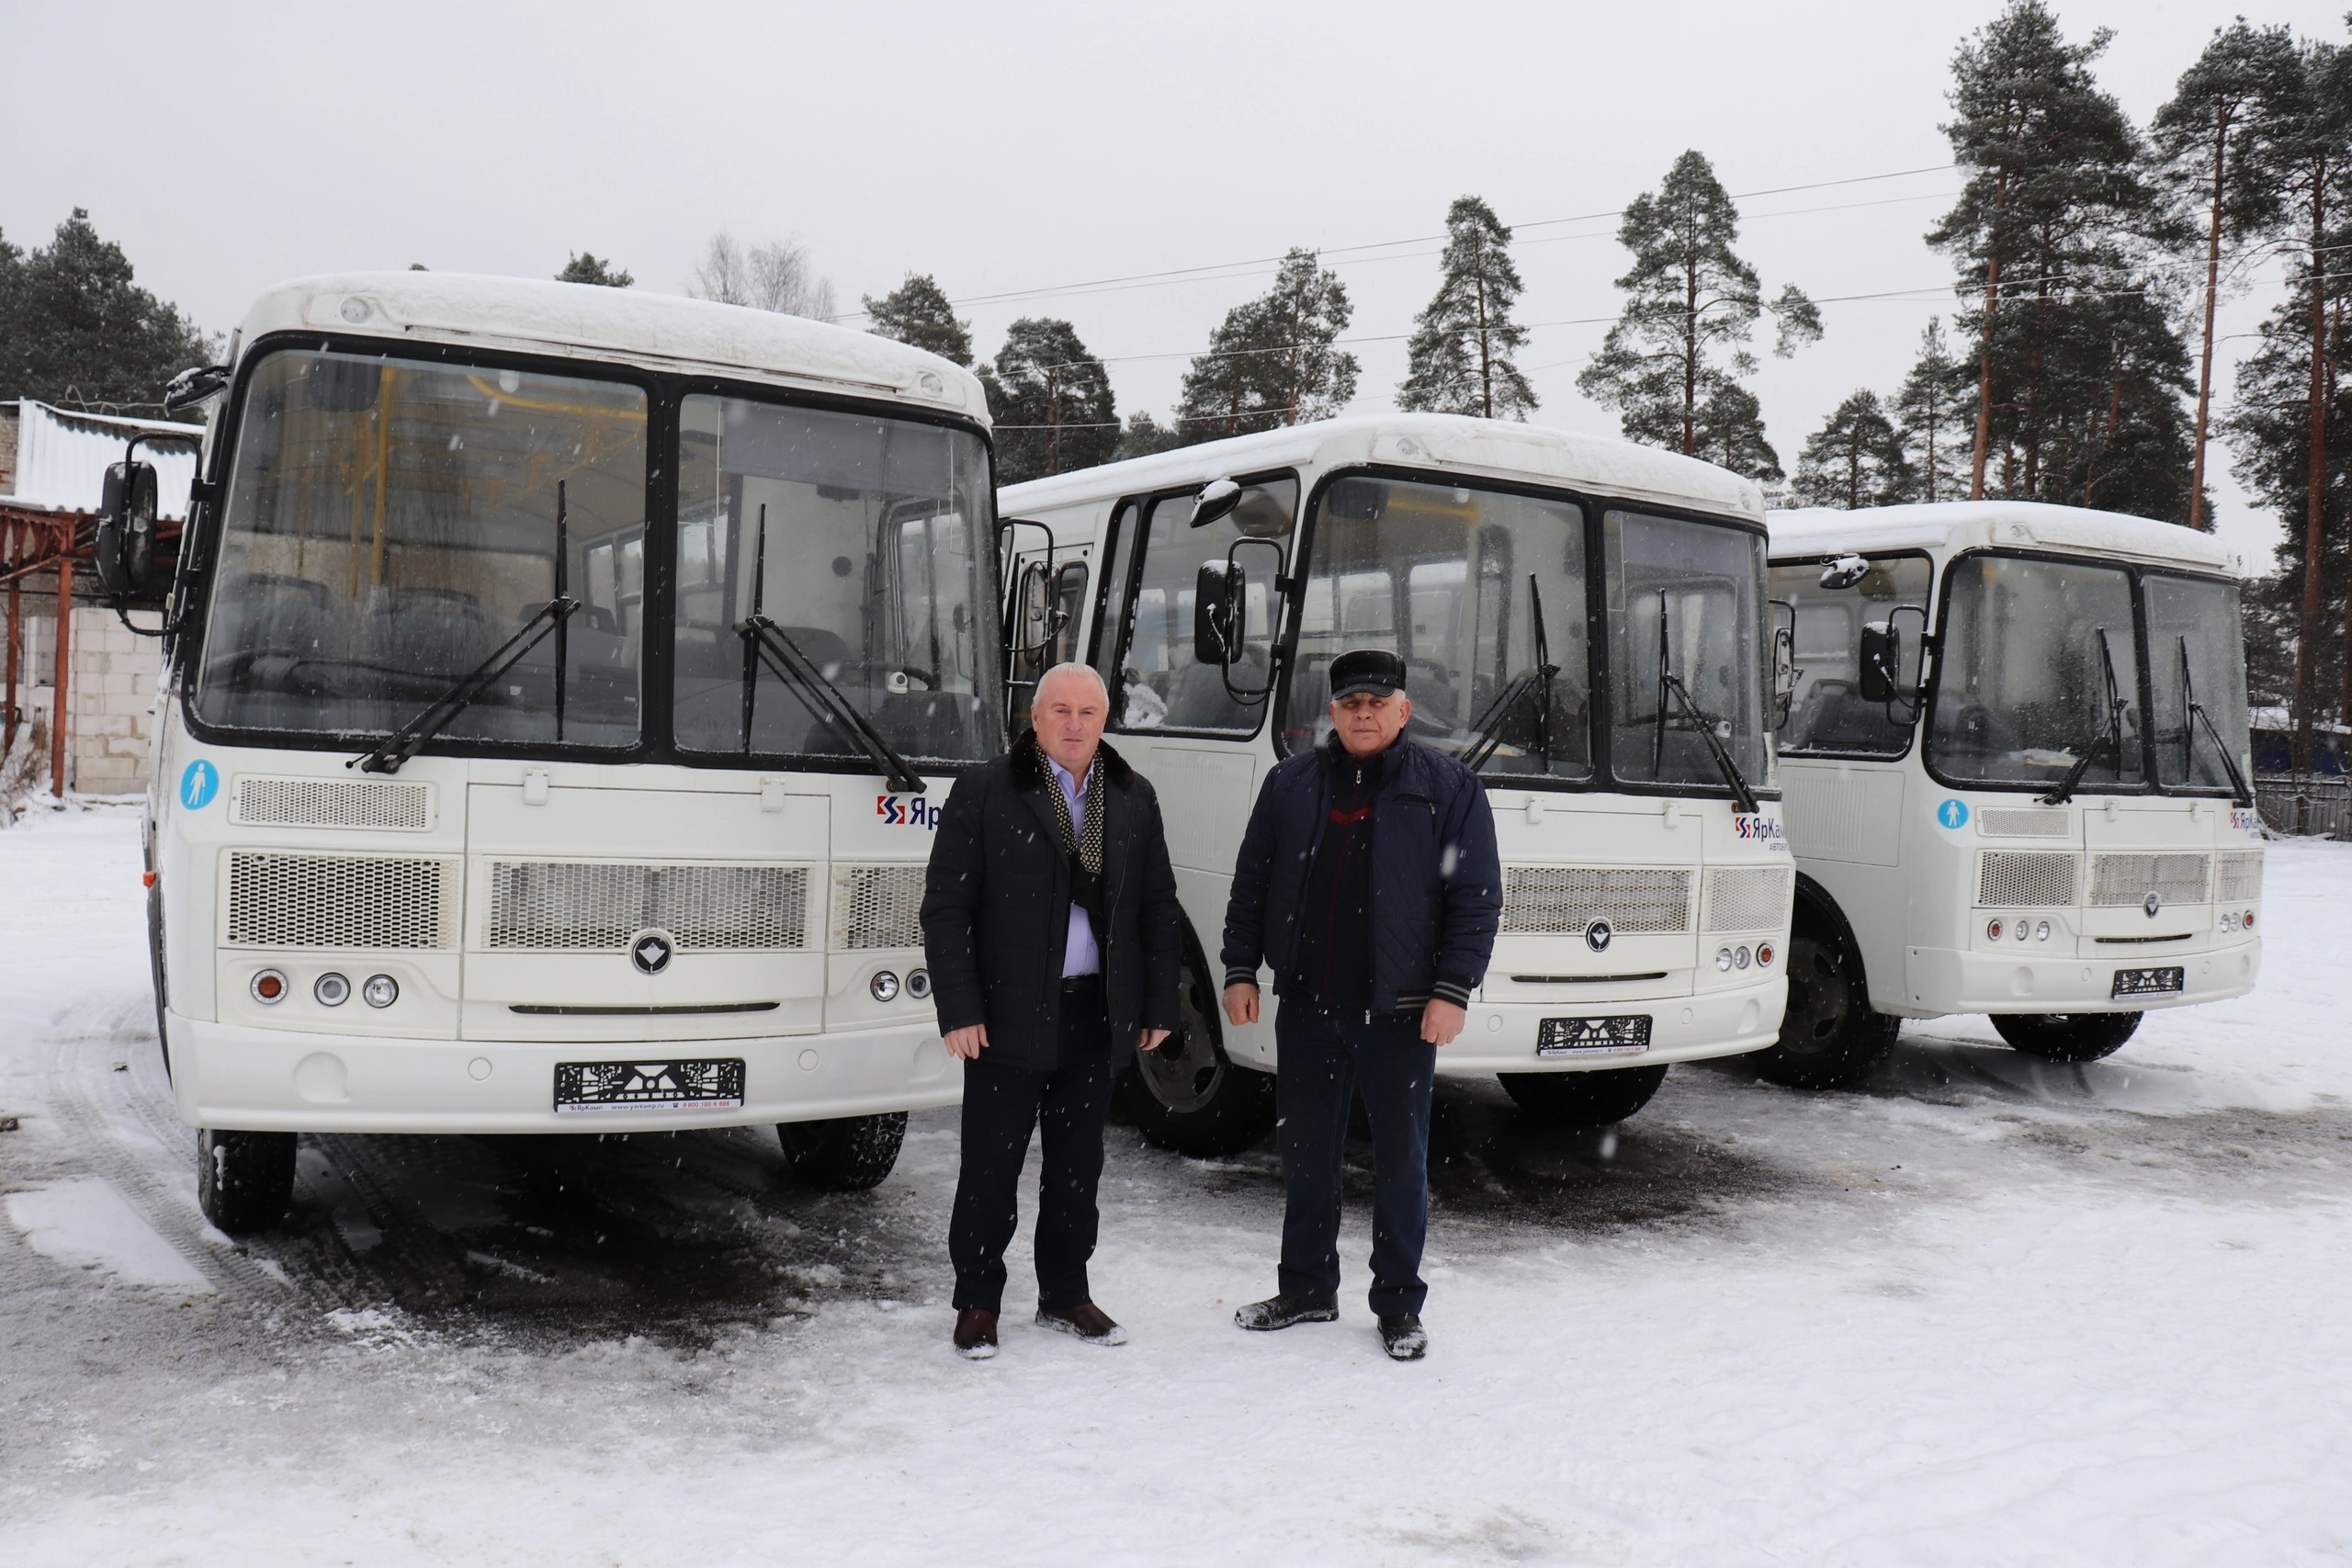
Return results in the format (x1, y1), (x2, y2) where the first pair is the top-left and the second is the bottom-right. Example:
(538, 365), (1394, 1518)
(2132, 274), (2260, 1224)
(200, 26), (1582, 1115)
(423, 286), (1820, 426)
(1112, 478), (1298, 735)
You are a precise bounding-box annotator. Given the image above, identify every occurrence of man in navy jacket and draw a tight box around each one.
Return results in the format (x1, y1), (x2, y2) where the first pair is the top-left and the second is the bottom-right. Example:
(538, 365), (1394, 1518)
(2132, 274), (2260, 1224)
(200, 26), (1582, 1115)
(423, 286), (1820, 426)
(1219, 649), (1501, 1359)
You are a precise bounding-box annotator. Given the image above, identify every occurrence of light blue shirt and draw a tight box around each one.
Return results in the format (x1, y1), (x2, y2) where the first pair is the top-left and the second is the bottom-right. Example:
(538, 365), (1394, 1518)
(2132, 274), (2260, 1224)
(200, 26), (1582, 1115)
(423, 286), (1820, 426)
(1049, 755), (1102, 977)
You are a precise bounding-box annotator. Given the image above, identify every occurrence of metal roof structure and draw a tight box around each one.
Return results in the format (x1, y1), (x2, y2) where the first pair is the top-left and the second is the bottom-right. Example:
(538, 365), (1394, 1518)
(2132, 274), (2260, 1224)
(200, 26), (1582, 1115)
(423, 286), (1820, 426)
(0, 400), (204, 520)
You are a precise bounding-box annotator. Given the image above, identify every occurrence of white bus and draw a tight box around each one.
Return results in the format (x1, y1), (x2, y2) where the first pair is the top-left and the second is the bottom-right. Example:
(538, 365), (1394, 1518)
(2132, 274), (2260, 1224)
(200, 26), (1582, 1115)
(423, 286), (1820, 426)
(1756, 502), (2262, 1086)
(999, 414), (1795, 1153)
(108, 273), (1002, 1233)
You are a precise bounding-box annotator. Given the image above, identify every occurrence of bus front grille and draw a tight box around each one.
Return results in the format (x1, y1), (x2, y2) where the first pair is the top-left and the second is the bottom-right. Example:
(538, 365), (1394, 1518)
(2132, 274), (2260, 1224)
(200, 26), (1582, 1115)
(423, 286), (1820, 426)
(2088, 852), (2211, 908)
(1502, 867), (1693, 934)
(226, 851), (453, 949)
(1977, 851), (2078, 908)
(232, 776), (432, 830)
(484, 863), (810, 951)
(1702, 866), (1793, 933)
(831, 864), (927, 950)
(1977, 807), (2072, 838)
(2214, 851), (2264, 904)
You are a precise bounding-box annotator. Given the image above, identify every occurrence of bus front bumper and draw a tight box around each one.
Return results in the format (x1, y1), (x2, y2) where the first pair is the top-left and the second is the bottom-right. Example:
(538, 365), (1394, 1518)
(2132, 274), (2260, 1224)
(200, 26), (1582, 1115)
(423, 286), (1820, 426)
(1895, 940), (2261, 1019)
(1438, 975), (1784, 1074)
(166, 1014), (963, 1134)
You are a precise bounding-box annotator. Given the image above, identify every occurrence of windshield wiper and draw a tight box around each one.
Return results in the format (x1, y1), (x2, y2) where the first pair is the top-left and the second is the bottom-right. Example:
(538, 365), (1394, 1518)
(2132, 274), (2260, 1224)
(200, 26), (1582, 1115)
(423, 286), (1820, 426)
(2041, 627), (2128, 806)
(1462, 575), (1560, 773)
(2177, 636), (2253, 807)
(732, 502), (926, 795)
(350, 594), (579, 774)
(351, 482), (582, 775)
(1653, 591), (1758, 814)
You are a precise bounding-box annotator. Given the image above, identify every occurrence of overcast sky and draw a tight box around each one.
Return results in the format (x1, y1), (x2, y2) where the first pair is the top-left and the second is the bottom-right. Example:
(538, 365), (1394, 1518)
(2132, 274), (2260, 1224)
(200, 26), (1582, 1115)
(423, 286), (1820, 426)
(8, 1), (2345, 569)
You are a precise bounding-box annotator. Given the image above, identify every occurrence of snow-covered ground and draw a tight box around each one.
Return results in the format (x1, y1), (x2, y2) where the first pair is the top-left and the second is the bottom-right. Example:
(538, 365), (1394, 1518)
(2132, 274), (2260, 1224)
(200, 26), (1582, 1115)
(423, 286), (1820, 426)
(2, 807), (2346, 1565)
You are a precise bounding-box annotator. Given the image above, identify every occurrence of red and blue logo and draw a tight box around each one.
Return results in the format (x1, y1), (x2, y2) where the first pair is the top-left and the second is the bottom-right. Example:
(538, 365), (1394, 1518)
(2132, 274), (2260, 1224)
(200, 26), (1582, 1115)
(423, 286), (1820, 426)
(877, 795), (942, 829)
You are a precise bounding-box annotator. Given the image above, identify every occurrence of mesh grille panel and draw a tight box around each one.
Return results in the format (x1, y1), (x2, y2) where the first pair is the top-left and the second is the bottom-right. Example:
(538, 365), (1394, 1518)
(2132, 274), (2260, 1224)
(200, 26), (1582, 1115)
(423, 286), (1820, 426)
(831, 864), (927, 950)
(2089, 852), (2211, 907)
(485, 863), (809, 951)
(1977, 852), (2078, 908)
(226, 852), (450, 948)
(1703, 866), (1793, 932)
(1978, 807), (2072, 839)
(233, 776), (431, 830)
(1502, 866), (1693, 933)
(2215, 851), (2264, 904)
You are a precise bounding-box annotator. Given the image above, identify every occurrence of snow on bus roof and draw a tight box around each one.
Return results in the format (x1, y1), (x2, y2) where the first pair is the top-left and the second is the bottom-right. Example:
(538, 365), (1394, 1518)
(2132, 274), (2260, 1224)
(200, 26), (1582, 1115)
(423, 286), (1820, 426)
(1768, 501), (2235, 575)
(999, 413), (1764, 522)
(234, 273), (988, 423)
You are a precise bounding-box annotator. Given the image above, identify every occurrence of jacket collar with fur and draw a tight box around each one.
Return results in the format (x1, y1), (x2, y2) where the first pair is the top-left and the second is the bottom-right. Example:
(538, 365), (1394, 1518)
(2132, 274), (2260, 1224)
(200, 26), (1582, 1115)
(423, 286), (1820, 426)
(1009, 726), (1135, 793)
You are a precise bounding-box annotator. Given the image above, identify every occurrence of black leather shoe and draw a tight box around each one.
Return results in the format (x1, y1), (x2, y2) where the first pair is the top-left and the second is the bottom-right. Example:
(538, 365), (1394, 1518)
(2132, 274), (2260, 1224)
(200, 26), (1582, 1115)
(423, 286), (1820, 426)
(1234, 1292), (1340, 1331)
(1378, 1314), (1428, 1360)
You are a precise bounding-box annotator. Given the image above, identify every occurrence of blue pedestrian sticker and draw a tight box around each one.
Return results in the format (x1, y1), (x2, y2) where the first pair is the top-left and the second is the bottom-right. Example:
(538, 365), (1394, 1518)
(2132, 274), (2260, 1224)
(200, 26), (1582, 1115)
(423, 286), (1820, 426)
(1936, 798), (1969, 829)
(179, 760), (220, 810)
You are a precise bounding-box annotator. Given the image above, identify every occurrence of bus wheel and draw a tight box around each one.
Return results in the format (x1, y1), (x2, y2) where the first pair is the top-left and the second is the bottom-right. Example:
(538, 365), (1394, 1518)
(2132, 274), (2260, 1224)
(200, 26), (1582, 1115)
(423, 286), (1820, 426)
(1991, 1012), (2141, 1064)
(1115, 956), (1275, 1158)
(777, 1112), (907, 1192)
(1498, 1065), (1668, 1126)
(1749, 930), (1900, 1090)
(197, 1129), (296, 1235)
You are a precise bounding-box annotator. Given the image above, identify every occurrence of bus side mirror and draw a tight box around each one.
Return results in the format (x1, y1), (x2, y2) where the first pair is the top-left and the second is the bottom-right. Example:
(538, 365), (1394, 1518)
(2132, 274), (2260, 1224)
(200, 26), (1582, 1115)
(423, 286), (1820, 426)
(1770, 600), (1798, 728)
(1190, 477), (1242, 529)
(1193, 559), (1238, 664)
(1859, 619), (1900, 704)
(96, 460), (161, 599)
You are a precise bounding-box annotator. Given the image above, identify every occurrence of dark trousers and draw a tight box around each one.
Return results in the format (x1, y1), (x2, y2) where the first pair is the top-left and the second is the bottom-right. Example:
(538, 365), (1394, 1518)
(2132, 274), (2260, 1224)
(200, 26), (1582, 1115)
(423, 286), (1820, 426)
(949, 983), (1115, 1314)
(1275, 1005), (1437, 1317)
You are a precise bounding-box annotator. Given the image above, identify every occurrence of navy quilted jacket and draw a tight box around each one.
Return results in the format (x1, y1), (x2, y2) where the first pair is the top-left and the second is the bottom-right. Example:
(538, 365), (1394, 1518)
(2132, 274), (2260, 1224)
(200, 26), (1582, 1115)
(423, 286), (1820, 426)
(1220, 734), (1501, 1014)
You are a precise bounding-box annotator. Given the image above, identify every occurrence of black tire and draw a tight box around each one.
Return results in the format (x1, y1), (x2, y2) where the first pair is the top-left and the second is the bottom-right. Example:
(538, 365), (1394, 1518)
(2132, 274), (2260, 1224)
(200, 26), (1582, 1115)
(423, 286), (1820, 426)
(197, 1128), (297, 1235)
(776, 1111), (906, 1191)
(1498, 1064), (1668, 1126)
(1114, 949), (1276, 1157)
(1749, 925), (1901, 1089)
(1990, 1011), (2142, 1064)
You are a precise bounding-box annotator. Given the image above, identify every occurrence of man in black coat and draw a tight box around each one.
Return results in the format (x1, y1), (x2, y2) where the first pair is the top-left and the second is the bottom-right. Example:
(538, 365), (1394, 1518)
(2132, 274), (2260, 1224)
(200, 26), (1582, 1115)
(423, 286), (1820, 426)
(1220, 649), (1501, 1360)
(922, 662), (1182, 1359)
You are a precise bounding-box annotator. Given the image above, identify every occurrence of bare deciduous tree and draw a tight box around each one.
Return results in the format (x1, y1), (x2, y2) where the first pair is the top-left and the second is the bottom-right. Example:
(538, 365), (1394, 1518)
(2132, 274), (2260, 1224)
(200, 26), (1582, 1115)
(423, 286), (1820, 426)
(687, 232), (837, 319)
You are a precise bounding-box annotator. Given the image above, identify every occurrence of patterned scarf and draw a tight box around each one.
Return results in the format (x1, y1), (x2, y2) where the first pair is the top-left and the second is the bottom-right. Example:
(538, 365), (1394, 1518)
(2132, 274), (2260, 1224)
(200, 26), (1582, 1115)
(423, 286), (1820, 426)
(1045, 747), (1106, 924)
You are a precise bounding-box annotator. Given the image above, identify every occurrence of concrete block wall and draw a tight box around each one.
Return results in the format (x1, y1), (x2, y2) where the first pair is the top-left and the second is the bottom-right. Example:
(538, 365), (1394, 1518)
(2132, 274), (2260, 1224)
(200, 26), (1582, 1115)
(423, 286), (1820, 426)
(63, 607), (163, 795)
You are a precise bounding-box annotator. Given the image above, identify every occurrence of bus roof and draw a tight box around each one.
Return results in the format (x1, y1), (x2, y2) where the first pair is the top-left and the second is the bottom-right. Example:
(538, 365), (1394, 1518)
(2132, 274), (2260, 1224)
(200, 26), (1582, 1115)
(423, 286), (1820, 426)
(232, 272), (989, 423)
(1767, 501), (2237, 576)
(999, 413), (1765, 524)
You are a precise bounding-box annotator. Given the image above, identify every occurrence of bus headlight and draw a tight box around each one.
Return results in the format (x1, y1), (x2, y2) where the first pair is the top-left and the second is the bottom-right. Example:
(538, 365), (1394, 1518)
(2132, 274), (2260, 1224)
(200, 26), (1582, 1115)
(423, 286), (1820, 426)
(1734, 946), (1751, 970)
(870, 970), (900, 1002)
(251, 969), (288, 1005)
(314, 972), (351, 1007)
(1715, 947), (1734, 972)
(2014, 919), (2030, 942)
(2035, 921), (2051, 942)
(362, 975), (399, 1009)
(906, 968), (932, 1000)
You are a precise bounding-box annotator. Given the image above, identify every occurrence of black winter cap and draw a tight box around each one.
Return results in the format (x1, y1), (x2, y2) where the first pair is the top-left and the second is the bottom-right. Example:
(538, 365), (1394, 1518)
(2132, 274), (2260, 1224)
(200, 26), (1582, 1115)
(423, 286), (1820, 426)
(1329, 648), (1407, 701)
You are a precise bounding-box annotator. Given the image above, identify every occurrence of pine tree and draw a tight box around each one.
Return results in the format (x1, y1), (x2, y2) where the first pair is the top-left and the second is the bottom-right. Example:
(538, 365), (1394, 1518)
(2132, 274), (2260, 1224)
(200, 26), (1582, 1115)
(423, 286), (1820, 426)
(1176, 249), (1359, 442)
(1397, 197), (1535, 420)
(1792, 391), (1911, 509)
(1578, 151), (1820, 479)
(0, 209), (215, 412)
(1114, 412), (1185, 462)
(983, 318), (1116, 484)
(1928, 1), (2161, 502)
(864, 273), (972, 365)
(1689, 385), (1785, 482)
(556, 252), (634, 288)
(1892, 319), (1973, 502)
(2150, 21), (2299, 531)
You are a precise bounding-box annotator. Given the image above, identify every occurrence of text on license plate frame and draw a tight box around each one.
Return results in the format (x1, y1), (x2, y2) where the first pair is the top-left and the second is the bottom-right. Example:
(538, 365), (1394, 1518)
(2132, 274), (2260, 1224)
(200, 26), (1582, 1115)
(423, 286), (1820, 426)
(553, 1058), (746, 1113)
(2109, 967), (2185, 999)
(1536, 1015), (1653, 1056)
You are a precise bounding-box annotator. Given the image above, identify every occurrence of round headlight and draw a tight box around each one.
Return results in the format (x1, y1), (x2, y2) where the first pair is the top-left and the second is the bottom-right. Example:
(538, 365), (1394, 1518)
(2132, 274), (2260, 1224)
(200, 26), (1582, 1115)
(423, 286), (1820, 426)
(906, 967), (932, 1000)
(870, 970), (900, 1002)
(251, 969), (288, 1005)
(1735, 945), (1751, 970)
(1715, 947), (1734, 972)
(2035, 921), (2051, 942)
(1986, 919), (2004, 942)
(361, 974), (399, 1009)
(2014, 918), (2030, 942)
(314, 972), (351, 1007)
(1755, 942), (1774, 968)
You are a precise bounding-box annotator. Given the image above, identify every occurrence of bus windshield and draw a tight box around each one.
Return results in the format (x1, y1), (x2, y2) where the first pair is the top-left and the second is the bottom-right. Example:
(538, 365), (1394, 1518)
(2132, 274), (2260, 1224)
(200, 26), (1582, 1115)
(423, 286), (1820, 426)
(1603, 511), (1770, 791)
(1928, 555), (2145, 790)
(195, 349), (650, 746)
(1288, 475), (1591, 779)
(670, 394), (1002, 765)
(2144, 572), (2250, 794)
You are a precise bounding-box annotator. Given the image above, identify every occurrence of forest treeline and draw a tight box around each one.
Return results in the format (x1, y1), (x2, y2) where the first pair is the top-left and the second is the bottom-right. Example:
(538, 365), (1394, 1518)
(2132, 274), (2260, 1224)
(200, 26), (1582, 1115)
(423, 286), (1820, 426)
(5, 2), (2348, 741)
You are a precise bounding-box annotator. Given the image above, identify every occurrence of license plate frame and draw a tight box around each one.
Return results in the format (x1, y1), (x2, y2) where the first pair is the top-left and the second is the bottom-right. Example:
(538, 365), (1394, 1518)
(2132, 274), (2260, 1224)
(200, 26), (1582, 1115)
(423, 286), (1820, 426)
(553, 1058), (746, 1113)
(2109, 967), (2184, 999)
(1535, 1015), (1653, 1057)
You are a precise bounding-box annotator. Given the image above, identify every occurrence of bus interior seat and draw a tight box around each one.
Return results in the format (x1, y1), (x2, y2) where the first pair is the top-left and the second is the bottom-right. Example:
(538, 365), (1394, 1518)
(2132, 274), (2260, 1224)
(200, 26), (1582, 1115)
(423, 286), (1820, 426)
(1162, 646), (1268, 729)
(364, 586), (491, 682)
